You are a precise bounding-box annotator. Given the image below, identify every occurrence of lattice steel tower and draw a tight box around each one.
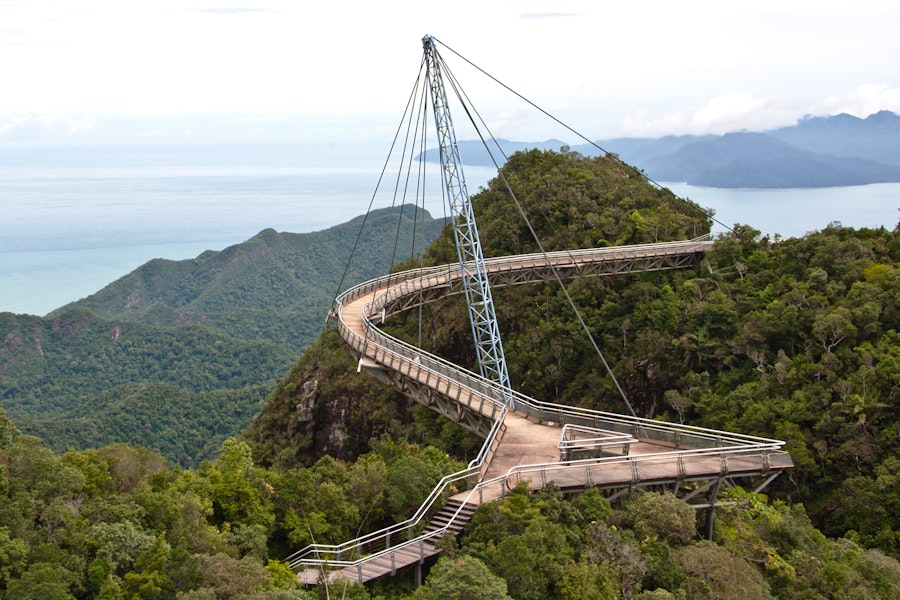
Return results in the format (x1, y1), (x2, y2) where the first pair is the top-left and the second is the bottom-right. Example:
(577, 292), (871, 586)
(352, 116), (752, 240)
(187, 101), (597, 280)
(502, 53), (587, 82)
(422, 35), (513, 406)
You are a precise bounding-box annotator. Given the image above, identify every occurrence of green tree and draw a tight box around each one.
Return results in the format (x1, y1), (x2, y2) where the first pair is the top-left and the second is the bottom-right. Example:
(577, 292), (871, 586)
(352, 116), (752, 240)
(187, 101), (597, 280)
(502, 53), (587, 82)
(122, 533), (171, 600)
(177, 552), (272, 599)
(203, 438), (275, 530)
(619, 493), (696, 546)
(556, 561), (619, 600)
(575, 487), (613, 524)
(414, 556), (512, 600)
(0, 527), (29, 593)
(89, 521), (155, 576)
(675, 541), (774, 600)
(0, 405), (18, 449)
(5, 562), (79, 600)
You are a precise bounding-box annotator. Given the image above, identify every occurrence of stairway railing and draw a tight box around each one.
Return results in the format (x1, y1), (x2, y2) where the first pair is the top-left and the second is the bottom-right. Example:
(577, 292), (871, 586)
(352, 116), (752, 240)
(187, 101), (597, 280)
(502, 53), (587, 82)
(289, 240), (788, 579)
(289, 441), (790, 578)
(286, 409), (508, 572)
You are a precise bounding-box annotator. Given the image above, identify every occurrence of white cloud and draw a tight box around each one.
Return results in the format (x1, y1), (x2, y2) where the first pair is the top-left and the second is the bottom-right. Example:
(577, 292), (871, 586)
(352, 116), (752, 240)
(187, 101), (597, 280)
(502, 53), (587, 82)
(815, 84), (900, 117)
(0, 113), (96, 141)
(2, 2), (900, 143)
(620, 93), (805, 137)
(618, 84), (900, 138)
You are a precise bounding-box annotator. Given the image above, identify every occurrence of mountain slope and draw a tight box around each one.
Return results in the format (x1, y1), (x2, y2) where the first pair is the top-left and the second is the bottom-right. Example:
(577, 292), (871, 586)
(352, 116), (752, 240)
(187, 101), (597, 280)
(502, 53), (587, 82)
(55, 204), (446, 352)
(0, 307), (293, 464)
(439, 110), (900, 188)
(244, 148), (714, 466)
(2, 205), (445, 464)
(769, 110), (900, 166)
(247, 148), (900, 559)
(573, 134), (715, 166)
(641, 131), (900, 187)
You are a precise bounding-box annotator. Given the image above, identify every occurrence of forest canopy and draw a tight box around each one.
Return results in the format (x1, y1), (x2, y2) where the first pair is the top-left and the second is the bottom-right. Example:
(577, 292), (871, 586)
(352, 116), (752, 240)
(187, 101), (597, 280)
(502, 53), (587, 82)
(2, 148), (899, 599)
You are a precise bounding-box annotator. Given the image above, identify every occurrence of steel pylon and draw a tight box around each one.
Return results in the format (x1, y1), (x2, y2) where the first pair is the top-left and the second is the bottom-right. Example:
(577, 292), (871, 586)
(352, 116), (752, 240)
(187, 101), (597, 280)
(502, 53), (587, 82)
(422, 35), (513, 406)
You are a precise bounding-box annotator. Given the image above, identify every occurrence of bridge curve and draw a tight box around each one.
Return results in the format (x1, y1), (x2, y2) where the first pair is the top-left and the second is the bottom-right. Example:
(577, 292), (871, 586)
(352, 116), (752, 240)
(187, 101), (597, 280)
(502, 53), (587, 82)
(333, 239), (716, 435)
(291, 238), (792, 585)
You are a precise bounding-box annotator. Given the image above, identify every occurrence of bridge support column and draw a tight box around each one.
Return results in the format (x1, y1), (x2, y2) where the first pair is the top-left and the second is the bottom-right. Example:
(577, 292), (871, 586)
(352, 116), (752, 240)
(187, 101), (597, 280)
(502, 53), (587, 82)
(704, 476), (723, 540)
(705, 506), (715, 541)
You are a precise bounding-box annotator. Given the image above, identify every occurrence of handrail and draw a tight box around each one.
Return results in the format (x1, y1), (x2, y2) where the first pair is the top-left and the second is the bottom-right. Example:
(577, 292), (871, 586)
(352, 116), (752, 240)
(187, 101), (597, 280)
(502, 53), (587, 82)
(559, 424), (635, 445)
(290, 238), (788, 578)
(558, 424), (635, 460)
(347, 279), (784, 450)
(511, 443), (790, 479)
(285, 410), (508, 571)
(290, 472), (511, 575)
(286, 465), (480, 567)
(505, 447), (793, 494)
(291, 441), (791, 575)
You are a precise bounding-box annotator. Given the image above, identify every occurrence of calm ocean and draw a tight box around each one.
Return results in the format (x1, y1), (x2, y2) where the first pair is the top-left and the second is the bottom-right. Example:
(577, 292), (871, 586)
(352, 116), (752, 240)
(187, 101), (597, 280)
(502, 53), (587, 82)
(1, 143), (898, 316)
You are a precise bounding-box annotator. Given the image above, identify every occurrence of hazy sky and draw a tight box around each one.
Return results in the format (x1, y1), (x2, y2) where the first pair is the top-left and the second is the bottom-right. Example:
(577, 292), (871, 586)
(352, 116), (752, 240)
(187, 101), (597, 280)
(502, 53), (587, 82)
(3, 0), (899, 145)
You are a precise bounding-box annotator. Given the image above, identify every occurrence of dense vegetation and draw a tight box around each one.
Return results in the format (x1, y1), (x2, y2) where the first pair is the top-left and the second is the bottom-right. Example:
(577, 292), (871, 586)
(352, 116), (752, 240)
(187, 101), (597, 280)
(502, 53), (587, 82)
(1, 206), (443, 464)
(394, 149), (900, 559)
(0, 407), (465, 600)
(2, 147), (899, 598)
(244, 148), (900, 595)
(55, 205), (445, 353)
(0, 308), (293, 466)
(3, 408), (898, 599)
(417, 484), (900, 599)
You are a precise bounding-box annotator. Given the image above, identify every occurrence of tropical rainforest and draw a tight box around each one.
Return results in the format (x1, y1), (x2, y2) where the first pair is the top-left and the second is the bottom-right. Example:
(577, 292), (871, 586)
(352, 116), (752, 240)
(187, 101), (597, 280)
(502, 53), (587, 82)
(1, 148), (900, 599)
(1, 205), (444, 465)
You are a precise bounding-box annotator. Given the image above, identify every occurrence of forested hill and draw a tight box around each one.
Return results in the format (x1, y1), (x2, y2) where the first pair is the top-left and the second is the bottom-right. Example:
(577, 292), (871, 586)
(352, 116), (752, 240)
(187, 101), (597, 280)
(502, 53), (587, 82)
(54, 204), (447, 352)
(246, 149), (900, 590)
(2, 149), (899, 598)
(1, 205), (445, 465)
(0, 307), (293, 465)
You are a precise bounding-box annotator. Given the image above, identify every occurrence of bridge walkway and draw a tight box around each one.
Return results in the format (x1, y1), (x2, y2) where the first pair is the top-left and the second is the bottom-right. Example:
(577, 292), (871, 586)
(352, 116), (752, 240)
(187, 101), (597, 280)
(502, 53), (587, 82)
(291, 240), (792, 586)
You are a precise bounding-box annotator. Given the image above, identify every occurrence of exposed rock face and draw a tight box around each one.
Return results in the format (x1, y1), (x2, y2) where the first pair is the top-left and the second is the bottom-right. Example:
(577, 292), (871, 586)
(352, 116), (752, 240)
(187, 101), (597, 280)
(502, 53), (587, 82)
(242, 329), (413, 468)
(295, 380), (317, 423)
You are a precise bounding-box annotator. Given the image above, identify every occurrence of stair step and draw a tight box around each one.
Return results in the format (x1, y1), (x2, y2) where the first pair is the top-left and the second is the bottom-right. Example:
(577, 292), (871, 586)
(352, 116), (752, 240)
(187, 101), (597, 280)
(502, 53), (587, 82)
(423, 499), (477, 537)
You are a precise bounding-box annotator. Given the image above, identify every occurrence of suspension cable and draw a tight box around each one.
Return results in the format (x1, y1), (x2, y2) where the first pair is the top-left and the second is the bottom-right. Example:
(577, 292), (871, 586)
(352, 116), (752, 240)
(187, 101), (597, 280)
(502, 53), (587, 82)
(433, 37), (733, 235)
(329, 56), (430, 312)
(435, 49), (637, 416)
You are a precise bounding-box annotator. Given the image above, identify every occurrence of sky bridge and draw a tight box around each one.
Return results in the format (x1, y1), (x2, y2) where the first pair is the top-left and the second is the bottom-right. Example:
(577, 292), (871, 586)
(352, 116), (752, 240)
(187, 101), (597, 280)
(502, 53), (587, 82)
(288, 36), (791, 588)
(289, 239), (793, 586)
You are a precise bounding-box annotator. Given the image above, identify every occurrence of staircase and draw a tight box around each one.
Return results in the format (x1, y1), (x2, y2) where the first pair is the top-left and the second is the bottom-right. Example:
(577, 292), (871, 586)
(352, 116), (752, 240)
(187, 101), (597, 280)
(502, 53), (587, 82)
(297, 497), (479, 586)
(424, 497), (478, 537)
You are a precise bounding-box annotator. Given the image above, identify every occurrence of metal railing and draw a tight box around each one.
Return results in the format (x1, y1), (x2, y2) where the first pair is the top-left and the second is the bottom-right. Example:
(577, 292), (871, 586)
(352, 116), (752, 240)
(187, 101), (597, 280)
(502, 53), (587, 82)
(286, 410), (508, 573)
(558, 424), (635, 461)
(507, 444), (794, 492)
(289, 441), (791, 580)
(340, 271), (785, 452)
(289, 470), (513, 582)
(290, 238), (788, 579)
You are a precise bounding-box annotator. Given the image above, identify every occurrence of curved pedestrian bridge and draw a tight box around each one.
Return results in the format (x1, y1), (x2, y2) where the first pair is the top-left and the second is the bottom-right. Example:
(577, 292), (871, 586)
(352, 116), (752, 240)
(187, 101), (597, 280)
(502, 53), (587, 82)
(289, 238), (793, 585)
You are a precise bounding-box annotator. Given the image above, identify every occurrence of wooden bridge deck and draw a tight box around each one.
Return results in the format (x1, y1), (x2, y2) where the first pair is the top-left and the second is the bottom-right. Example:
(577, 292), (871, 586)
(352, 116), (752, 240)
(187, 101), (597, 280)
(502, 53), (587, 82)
(298, 541), (439, 586)
(293, 241), (791, 586)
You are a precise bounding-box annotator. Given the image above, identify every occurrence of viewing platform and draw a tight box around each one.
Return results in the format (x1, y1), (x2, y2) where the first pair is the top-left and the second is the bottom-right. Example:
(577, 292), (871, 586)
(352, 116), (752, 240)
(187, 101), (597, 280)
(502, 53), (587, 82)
(289, 240), (792, 586)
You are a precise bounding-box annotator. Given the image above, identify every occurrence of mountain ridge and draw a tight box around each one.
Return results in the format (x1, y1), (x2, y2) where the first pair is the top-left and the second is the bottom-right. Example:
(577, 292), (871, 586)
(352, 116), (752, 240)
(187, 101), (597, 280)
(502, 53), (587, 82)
(50, 204), (446, 352)
(428, 110), (900, 188)
(1, 204), (447, 464)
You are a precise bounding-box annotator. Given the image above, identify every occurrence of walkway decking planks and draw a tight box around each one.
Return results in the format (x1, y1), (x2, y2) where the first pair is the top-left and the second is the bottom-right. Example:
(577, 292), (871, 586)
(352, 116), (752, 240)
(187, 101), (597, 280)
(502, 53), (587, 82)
(291, 240), (792, 585)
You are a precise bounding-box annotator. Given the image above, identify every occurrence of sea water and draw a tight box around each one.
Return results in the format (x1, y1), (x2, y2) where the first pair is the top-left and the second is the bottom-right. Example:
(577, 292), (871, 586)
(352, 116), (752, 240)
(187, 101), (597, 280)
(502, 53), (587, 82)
(1, 143), (898, 316)
(666, 182), (900, 240)
(0, 143), (497, 315)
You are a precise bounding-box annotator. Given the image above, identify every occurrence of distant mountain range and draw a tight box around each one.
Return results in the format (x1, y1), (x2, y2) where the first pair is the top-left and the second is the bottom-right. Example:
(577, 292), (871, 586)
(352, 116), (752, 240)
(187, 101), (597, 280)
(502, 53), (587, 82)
(421, 110), (900, 188)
